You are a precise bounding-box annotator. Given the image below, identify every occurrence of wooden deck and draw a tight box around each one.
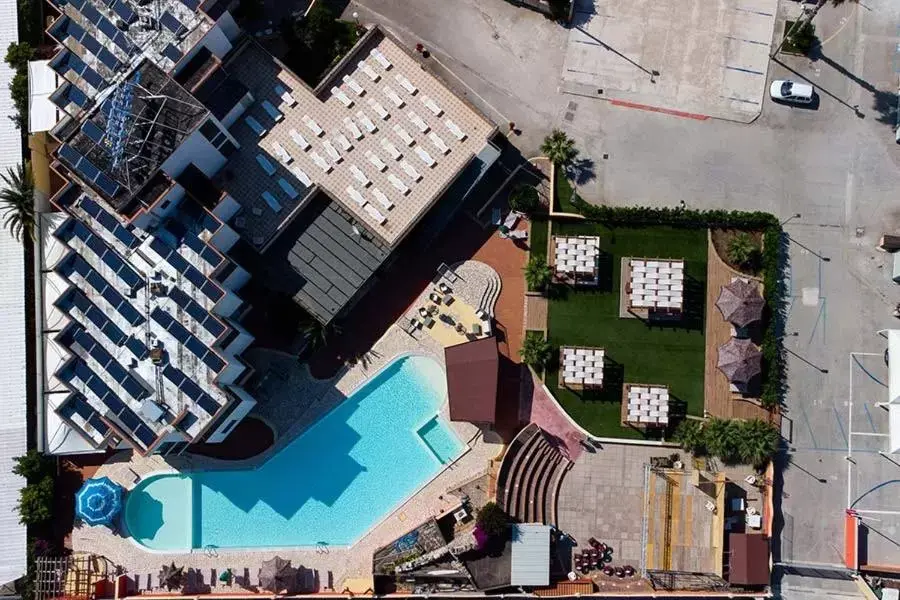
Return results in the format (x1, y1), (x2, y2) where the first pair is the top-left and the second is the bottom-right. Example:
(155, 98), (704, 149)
(525, 292), (548, 333)
(703, 236), (780, 425)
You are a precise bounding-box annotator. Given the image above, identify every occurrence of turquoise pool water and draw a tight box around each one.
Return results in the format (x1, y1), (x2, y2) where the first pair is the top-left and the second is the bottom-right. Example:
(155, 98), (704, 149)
(124, 355), (465, 550)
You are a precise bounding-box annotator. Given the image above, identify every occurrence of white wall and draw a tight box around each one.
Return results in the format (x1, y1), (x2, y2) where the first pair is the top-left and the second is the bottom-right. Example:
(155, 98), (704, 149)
(205, 386), (257, 444)
(223, 264), (250, 291)
(202, 24), (233, 59)
(214, 11), (241, 43)
(212, 194), (240, 222)
(148, 184), (185, 221)
(220, 91), (253, 129)
(161, 129), (227, 180)
(210, 223), (239, 253)
(213, 290), (242, 319)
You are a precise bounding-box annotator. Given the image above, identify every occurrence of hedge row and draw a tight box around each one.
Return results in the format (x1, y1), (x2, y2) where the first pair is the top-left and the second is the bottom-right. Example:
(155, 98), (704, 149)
(569, 197), (786, 409)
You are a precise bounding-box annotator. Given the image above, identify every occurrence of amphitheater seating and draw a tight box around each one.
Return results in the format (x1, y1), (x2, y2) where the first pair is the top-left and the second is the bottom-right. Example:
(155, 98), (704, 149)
(495, 423), (572, 526)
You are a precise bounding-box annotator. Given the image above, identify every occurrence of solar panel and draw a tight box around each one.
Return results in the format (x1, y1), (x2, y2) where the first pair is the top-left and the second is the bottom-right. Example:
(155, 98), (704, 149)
(167, 252), (189, 273)
(97, 18), (118, 39)
(67, 0), (87, 10)
(204, 318), (225, 338)
(162, 365), (185, 386)
(150, 306), (172, 328)
(80, 33), (103, 56)
(82, 67), (106, 90)
(134, 425), (157, 446)
(104, 360), (129, 384)
(185, 336), (206, 359)
(184, 265), (205, 288)
(58, 144), (81, 166)
(97, 48), (120, 70)
(95, 173), (121, 197)
(113, 31), (134, 54)
(80, 196), (102, 217)
(118, 407), (140, 430)
(81, 3), (103, 25)
(163, 44), (183, 63)
(168, 320), (191, 344)
(100, 321), (127, 345)
(121, 376), (146, 400)
(200, 246), (219, 267)
(86, 373), (111, 400)
(180, 0), (200, 9)
(111, 0), (136, 23)
(149, 238), (172, 259)
(113, 225), (138, 248)
(53, 83), (89, 110)
(195, 392), (219, 415)
(159, 11), (182, 33)
(87, 413), (110, 434)
(202, 352), (225, 372)
(201, 281), (223, 301)
(125, 335), (149, 359)
(82, 121), (104, 143)
(100, 391), (126, 415)
(67, 394), (94, 420)
(180, 378), (202, 401)
(119, 302), (143, 326)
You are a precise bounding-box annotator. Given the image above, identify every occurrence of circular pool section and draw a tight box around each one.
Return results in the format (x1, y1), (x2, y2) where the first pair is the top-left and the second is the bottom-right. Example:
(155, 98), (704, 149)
(123, 355), (464, 551)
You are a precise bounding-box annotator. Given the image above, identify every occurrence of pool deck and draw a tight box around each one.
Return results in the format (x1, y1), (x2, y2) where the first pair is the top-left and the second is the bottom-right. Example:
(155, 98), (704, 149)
(73, 261), (505, 593)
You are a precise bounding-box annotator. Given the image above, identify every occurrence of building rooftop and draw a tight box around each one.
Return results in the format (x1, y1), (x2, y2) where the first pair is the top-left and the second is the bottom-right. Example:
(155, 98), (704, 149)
(257, 192), (389, 324)
(510, 524), (551, 588)
(213, 30), (494, 249)
(55, 60), (209, 215)
(46, 0), (211, 114)
(43, 185), (248, 452)
(445, 336), (498, 424)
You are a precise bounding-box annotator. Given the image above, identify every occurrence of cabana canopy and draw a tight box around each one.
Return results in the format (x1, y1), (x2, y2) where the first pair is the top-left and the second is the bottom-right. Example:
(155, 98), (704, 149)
(444, 336), (498, 425)
(728, 533), (770, 586)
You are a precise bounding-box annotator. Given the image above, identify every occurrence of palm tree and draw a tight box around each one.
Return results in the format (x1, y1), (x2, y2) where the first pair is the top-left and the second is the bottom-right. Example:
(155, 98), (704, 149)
(299, 315), (341, 351)
(524, 257), (552, 291)
(159, 563), (185, 591)
(703, 418), (741, 463)
(0, 163), (35, 243)
(736, 419), (781, 468)
(673, 419), (706, 455)
(541, 129), (578, 166)
(772, 0), (855, 57)
(519, 333), (552, 369)
(726, 232), (760, 269)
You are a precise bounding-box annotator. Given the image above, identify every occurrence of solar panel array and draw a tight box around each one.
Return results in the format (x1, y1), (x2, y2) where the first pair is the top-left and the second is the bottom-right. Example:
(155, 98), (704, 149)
(50, 50), (106, 90)
(58, 392), (111, 437)
(168, 286), (227, 338)
(55, 287), (127, 346)
(149, 237), (224, 302)
(79, 195), (141, 249)
(58, 143), (121, 198)
(56, 216), (143, 291)
(50, 82), (90, 111)
(150, 307), (227, 372)
(161, 365), (220, 416)
(55, 252), (144, 326)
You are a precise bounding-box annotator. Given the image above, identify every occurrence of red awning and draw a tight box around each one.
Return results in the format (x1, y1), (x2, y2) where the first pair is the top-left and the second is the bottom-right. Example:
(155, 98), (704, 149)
(444, 337), (499, 424)
(728, 533), (770, 586)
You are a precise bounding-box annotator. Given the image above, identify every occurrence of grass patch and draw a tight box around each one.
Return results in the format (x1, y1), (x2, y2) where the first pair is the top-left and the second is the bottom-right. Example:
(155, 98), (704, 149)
(528, 217), (549, 291)
(546, 224), (708, 438)
(554, 168), (580, 214)
(282, 1), (361, 87)
(781, 20), (816, 55)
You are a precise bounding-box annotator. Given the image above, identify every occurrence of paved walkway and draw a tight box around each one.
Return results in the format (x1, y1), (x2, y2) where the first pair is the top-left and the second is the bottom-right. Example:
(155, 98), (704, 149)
(520, 371), (585, 461)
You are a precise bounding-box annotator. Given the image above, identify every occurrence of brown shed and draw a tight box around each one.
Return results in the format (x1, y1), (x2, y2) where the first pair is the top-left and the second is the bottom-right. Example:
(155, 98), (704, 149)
(728, 533), (770, 586)
(444, 336), (499, 425)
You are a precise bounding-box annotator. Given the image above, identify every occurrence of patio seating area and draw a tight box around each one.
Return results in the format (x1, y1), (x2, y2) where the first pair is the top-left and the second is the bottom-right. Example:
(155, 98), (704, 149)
(552, 236), (600, 285)
(620, 384), (670, 428)
(624, 258), (684, 314)
(559, 346), (605, 391)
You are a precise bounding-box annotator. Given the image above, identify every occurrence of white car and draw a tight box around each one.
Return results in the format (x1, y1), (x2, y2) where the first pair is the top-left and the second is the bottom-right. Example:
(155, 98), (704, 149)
(770, 80), (814, 104)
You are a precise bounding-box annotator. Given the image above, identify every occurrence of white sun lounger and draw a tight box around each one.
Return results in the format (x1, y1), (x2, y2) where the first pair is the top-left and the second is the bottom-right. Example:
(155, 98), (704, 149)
(342, 75), (365, 96)
(334, 133), (353, 151)
(381, 138), (402, 160)
(331, 87), (353, 108)
(445, 119), (466, 141)
(364, 203), (387, 224)
(358, 60), (380, 81)
(346, 186), (366, 207)
(310, 151), (332, 173)
(414, 146), (435, 167)
(288, 129), (310, 151)
(244, 115), (267, 137)
(393, 125), (415, 147)
(302, 115), (324, 137)
(399, 160), (422, 182)
(370, 187), (393, 210)
(278, 177), (299, 199)
(420, 95), (442, 116)
(261, 191), (282, 212)
(271, 141), (292, 164)
(428, 132), (450, 155)
(356, 111), (377, 133)
(407, 111), (429, 133)
(274, 84), (297, 107)
(322, 140), (342, 163)
(255, 154), (275, 176)
(343, 117), (363, 140)
(261, 100), (283, 122)
(367, 98), (389, 120)
(349, 164), (370, 187)
(383, 86), (404, 108)
(387, 173), (410, 195)
(395, 73), (417, 95)
(365, 150), (387, 172)
(370, 48), (392, 70)
(291, 166), (312, 187)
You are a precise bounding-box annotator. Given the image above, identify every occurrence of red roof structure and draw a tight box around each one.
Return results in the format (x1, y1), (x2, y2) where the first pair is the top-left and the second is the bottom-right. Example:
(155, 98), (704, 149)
(444, 336), (499, 425)
(728, 533), (770, 586)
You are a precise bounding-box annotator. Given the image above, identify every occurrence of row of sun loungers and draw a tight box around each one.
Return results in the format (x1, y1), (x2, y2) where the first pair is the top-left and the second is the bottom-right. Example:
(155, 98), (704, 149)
(561, 347), (604, 387)
(624, 384), (670, 426)
(628, 258), (685, 310)
(555, 236), (600, 277)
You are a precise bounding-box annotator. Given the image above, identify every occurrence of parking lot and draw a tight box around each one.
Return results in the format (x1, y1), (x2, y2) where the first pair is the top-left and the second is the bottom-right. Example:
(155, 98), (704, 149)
(561, 0), (778, 121)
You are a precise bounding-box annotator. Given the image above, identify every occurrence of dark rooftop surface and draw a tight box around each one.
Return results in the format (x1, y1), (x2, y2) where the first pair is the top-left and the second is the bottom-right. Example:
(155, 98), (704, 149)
(728, 533), (770, 586)
(445, 336), (499, 425)
(259, 193), (389, 324)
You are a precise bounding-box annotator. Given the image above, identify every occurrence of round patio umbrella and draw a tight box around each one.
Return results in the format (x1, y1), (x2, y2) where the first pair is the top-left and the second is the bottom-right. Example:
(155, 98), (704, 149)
(717, 338), (762, 383)
(75, 476), (124, 526)
(259, 556), (296, 593)
(715, 279), (765, 328)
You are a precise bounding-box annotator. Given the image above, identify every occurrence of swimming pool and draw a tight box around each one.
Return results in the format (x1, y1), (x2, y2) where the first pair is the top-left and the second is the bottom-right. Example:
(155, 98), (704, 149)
(124, 355), (465, 551)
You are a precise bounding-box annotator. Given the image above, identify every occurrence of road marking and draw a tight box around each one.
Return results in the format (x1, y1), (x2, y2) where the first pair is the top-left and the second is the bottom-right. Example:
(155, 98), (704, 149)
(850, 431), (889, 437)
(608, 99), (710, 120)
(724, 35), (770, 47)
(428, 53), (511, 124)
(813, 1), (859, 50)
(734, 7), (773, 17)
(724, 65), (765, 76)
(845, 171), (854, 229)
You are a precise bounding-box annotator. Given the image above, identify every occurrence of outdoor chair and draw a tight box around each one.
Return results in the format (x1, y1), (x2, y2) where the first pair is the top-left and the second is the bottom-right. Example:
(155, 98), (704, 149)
(508, 229), (528, 240)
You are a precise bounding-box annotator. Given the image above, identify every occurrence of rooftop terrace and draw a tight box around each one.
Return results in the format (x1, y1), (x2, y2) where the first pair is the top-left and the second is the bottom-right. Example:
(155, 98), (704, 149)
(214, 30), (494, 248)
(43, 186), (253, 452)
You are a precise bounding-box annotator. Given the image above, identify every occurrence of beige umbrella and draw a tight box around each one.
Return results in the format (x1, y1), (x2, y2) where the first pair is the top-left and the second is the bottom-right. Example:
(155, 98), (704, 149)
(715, 279), (765, 328)
(717, 338), (762, 383)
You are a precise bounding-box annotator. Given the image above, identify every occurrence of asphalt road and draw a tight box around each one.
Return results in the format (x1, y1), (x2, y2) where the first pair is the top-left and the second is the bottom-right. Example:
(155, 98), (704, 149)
(345, 0), (900, 593)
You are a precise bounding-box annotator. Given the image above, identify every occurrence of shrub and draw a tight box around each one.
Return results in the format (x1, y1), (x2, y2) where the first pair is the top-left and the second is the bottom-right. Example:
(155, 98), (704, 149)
(736, 419), (781, 468)
(673, 419), (705, 455)
(524, 257), (552, 291)
(726, 232), (761, 270)
(788, 20), (817, 54)
(13, 450), (54, 481)
(476, 502), (509, 538)
(509, 184), (541, 215)
(703, 418), (742, 464)
(17, 476), (54, 525)
(519, 331), (552, 369)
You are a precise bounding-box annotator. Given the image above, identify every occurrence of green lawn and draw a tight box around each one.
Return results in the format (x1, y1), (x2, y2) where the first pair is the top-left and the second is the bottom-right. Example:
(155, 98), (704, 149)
(546, 223), (708, 439)
(529, 217), (549, 260)
(554, 169), (581, 214)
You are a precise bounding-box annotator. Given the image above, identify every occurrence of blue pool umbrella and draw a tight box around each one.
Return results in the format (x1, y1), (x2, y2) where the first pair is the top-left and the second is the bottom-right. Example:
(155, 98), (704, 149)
(75, 476), (124, 526)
